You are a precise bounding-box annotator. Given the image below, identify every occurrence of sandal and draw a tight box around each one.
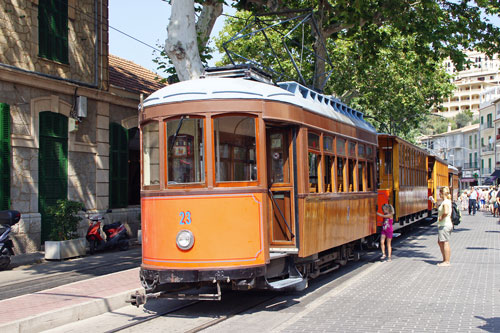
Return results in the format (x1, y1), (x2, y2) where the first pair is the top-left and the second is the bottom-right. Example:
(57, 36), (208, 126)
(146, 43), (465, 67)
(380, 255), (386, 260)
(437, 262), (450, 267)
(387, 257), (392, 262)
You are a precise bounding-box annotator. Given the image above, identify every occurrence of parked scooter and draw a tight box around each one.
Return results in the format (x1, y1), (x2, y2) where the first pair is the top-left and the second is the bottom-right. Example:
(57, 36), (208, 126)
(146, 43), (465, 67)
(85, 209), (129, 254)
(0, 210), (21, 270)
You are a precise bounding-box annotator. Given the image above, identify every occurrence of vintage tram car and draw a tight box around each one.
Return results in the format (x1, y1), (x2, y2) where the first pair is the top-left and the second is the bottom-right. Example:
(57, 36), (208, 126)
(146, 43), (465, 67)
(133, 67), (456, 305)
(136, 67), (378, 302)
(376, 135), (429, 230)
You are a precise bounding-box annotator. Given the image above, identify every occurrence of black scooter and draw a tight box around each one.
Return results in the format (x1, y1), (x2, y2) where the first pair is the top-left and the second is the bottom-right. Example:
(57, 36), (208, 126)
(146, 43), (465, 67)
(0, 210), (21, 270)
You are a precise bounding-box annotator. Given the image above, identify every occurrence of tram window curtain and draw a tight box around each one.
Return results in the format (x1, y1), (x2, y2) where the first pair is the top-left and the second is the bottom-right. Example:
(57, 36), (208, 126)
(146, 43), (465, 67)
(0, 103), (10, 210)
(109, 123), (128, 208)
(38, 0), (69, 64)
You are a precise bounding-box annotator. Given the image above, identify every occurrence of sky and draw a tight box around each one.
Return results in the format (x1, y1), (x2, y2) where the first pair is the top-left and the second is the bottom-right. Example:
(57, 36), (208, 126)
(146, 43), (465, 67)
(109, 0), (234, 74)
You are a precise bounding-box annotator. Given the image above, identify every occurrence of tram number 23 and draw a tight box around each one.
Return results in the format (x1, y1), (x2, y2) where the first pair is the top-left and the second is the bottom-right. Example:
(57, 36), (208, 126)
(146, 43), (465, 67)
(179, 211), (192, 225)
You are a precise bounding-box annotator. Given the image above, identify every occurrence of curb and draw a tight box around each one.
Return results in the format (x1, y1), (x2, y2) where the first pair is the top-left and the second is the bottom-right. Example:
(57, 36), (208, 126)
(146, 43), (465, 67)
(0, 287), (142, 333)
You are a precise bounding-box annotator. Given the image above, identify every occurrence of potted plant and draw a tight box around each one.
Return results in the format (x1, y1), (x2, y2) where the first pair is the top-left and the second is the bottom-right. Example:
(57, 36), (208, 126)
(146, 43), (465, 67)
(44, 199), (86, 260)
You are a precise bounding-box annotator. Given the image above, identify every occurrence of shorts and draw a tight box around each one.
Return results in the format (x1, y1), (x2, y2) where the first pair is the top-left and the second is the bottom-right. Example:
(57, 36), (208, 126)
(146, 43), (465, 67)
(438, 225), (452, 242)
(381, 227), (393, 239)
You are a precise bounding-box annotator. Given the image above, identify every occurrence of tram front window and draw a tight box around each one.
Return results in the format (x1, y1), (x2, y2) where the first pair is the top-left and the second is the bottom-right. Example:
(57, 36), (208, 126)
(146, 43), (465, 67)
(142, 122), (160, 186)
(214, 116), (257, 182)
(166, 117), (205, 184)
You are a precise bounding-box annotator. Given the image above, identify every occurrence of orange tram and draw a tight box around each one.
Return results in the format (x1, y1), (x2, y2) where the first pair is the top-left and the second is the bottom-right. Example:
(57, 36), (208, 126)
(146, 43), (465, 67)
(134, 67), (456, 304)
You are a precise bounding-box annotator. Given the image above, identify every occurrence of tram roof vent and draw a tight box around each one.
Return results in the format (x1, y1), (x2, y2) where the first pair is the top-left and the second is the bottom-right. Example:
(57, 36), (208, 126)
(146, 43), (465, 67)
(204, 64), (274, 85)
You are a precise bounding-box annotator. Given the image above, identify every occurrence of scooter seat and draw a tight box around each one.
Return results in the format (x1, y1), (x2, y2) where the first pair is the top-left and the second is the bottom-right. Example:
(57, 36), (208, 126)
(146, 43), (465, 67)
(103, 222), (122, 232)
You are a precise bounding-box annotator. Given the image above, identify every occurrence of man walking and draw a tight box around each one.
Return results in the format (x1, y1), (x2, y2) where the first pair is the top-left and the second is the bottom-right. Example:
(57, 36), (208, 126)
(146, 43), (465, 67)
(469, 186), (478, 215)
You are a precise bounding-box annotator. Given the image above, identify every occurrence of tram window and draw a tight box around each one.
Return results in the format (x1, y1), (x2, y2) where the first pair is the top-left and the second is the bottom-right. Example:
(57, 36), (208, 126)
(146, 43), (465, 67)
(367, 146), (373, 160)
(384, 149), (392, 174)
(367, 162), (374, 191)
(308, 133), (320, 149)
(337, 157), (345, 192)
(348, 159), (355, 192)
(269, 132), (289, 183)
(324, 155), (335, 192)
(166, 118), (204, 184)
(337, 138), (346, 156)
(214, 116), (257, 182)
(348, 142), (356, 157)
(358, 144), (365, 158)
(308, 152), (320, 193)
(358, 162), (364, 191)
(142, 122), (160, 186)
(323, 136), (334, 153)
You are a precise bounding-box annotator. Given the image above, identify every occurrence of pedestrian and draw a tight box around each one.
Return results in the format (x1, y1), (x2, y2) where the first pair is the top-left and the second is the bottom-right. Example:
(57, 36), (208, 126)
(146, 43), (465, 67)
(376, 203), (395, 262)
(489, 188), (497, 217)
(469, 186), (478, 215)
(437, 186), (453, 267)
(460, 190), (468, 211)
(479, 189), (485, 210)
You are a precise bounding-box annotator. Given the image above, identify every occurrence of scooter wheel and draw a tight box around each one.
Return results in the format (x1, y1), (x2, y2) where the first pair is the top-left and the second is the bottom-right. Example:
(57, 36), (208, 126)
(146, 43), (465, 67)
(0, 256), (11, 270)
(89, 239), (98, 255)
(119, 240), (129, 251)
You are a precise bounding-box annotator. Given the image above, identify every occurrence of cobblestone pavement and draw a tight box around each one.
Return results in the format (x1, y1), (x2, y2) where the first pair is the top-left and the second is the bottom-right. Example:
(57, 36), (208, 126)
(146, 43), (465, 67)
(274, 210), (500, 333)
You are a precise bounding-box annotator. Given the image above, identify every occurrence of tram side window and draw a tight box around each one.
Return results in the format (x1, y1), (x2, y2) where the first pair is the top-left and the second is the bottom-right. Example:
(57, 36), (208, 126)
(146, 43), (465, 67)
(358, 162), (364, 191)
(348, 159), (355, 192)
(384, 149), (392, 174)
(308, 152), (320, 193)
(214, 116), (257, 182)
(166, 118), (205, 184)
(323, 136), (334, 192)
(142, 122), (160, 186)
(337, 157), (345, 192)
(367, 162), (374, 191)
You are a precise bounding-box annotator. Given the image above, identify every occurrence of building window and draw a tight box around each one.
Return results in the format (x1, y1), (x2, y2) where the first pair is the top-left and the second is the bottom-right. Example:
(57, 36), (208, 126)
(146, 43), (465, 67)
(469, 135), (472, 149)
(0, 103), (10, 210)
(109, 123), (128, 208)
(38, 0), (69, 64)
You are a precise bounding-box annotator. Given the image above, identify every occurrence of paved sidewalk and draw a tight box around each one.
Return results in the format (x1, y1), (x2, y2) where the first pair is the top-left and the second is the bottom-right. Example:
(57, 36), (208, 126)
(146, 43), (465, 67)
(273, 210), (500, 332)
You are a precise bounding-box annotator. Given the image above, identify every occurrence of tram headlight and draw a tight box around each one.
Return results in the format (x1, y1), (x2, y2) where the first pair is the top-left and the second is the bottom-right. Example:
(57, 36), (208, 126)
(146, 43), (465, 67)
(176, 230), (194, 250)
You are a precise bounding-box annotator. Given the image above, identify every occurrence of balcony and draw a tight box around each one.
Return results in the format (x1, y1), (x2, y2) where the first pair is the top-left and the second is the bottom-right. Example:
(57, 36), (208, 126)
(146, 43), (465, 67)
(482, 168), (493, 176)
(481, 145), (494, 153)
(464, 162), (479, 169)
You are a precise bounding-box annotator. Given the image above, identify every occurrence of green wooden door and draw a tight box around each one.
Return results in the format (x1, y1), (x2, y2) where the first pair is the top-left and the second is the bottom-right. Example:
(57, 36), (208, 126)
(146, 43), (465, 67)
(39, 111), (68, 241)
(0, 103), (10, 210)
(109, 123), (128, 208)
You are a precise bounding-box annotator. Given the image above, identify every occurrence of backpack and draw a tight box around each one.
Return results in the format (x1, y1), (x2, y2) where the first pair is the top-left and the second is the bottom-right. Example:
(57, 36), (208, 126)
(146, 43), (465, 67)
(451, 201), (461, 226)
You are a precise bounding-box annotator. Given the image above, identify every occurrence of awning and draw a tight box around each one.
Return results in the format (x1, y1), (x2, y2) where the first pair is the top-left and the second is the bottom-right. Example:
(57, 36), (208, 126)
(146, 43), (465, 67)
(461, 178), (476, 182)
(484, 178), (494, 185)
(491, 169), (500, 179)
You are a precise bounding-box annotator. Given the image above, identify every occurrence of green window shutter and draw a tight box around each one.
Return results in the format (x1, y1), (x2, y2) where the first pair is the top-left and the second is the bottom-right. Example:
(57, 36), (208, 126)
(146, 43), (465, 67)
(38, 0), (68, 63)
(0, 103), (11, 210)
(109, 123), (129, 208)
(39, 112), (68, 241)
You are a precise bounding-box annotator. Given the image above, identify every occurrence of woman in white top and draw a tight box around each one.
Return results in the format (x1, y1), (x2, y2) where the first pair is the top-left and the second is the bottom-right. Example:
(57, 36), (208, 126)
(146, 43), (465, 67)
(437, 186), (453, 267)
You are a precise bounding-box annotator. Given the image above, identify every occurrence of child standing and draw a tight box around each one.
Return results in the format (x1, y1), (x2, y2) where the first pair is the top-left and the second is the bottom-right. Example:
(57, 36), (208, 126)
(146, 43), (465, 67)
(377, 204), (395, 262)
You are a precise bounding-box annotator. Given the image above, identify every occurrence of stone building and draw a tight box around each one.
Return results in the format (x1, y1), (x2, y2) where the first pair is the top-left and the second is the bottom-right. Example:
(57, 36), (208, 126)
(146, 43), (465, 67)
(0, 0), (163, 253)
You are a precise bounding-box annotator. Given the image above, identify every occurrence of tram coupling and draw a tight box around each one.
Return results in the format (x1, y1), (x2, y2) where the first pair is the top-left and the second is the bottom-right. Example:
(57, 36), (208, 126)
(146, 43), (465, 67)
(128, 281), (222, 307)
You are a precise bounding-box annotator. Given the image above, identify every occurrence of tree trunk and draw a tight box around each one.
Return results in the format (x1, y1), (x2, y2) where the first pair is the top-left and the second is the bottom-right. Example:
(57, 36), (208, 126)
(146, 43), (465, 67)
(165, 0), (204, 81)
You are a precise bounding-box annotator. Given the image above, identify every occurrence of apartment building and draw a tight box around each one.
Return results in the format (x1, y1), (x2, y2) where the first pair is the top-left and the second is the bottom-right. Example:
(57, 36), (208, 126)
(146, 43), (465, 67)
(0, 1), (162, 253)
(439, 51), (500, 118)
(418, 123), (480, 186)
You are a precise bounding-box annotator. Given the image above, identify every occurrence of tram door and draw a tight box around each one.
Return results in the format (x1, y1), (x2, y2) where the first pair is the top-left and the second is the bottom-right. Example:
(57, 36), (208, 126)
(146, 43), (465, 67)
(267, 127), (296, 248)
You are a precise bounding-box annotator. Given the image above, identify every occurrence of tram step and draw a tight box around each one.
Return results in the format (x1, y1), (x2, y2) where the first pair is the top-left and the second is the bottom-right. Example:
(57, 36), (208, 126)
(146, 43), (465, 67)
(267, 277), (307, 291)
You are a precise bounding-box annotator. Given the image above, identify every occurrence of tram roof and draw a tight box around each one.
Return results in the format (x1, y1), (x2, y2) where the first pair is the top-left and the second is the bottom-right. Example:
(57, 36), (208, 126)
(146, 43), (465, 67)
(142, 78), (376, 133)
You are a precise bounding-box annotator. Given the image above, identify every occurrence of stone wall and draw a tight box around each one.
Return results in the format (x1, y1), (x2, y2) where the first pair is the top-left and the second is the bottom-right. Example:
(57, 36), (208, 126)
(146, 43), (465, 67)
(0, 0), (109, 88)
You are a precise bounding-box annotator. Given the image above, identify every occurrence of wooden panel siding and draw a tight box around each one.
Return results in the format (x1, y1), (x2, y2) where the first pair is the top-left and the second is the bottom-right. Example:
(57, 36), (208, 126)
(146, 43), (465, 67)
(299, 193), (377, 257)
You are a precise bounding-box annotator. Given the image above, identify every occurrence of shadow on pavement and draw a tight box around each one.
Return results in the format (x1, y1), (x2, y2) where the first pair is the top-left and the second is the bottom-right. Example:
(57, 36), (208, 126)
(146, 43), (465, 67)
(475, 316), (500, 332)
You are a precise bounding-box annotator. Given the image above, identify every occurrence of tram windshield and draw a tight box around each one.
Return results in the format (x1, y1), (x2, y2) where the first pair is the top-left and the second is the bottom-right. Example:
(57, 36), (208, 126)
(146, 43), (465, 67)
(166, 117), (205, 184)
(214, 116), (257, 182)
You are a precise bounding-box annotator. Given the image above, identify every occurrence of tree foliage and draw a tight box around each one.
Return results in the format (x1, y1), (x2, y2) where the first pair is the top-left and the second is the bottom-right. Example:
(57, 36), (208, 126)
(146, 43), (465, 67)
(215, 11), (454, 138)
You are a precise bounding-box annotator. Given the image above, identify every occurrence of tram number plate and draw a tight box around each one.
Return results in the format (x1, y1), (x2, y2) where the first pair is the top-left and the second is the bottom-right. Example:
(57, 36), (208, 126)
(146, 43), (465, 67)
(179, 211), (192, 225)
